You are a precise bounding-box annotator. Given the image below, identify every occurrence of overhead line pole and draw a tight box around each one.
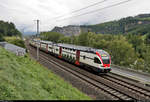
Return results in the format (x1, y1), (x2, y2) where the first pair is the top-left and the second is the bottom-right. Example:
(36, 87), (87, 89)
(34, 19), (40, 60)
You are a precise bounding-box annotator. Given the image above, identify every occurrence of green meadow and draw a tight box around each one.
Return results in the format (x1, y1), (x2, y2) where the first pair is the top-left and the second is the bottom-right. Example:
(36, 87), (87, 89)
(0, 47), (91, 100)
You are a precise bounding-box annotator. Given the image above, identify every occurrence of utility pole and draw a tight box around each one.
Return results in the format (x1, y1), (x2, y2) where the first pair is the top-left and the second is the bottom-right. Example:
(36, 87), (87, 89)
(34, 20), (40, 60)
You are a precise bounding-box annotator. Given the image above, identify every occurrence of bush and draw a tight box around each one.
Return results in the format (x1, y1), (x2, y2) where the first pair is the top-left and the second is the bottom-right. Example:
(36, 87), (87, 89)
(0, 33), (4, 41)
(4, 37), (26, 48)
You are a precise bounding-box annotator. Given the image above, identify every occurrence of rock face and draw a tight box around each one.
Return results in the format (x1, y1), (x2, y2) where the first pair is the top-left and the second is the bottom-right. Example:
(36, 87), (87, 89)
(51, 25), (82, 36)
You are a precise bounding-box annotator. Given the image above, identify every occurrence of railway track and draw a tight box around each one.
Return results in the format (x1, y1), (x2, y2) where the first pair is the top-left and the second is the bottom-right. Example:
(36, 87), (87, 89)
(27, 42), (150, 101)
(29, 46), (133, 100)
(103, 74), (150, 99)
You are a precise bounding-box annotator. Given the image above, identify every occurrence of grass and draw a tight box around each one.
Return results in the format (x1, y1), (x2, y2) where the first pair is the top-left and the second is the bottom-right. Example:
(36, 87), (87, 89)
(4, 36), (26, 48)
(0, 47), (91, 100)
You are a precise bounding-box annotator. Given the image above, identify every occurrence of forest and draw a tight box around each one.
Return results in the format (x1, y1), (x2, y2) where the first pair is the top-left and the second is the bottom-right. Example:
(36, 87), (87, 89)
(81, 14), (150, 35)
(40, 31), (150, 73)
(0, 20), (25, 48)
(0, 20), (21, 41)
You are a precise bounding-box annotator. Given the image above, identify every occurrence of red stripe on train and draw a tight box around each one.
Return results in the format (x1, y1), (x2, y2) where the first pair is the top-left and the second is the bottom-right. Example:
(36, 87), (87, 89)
(96, 52), (110, 68)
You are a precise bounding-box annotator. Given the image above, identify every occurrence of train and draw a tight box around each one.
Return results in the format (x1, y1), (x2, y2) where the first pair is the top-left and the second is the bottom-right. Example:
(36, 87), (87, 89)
(29, 39), (111, 73)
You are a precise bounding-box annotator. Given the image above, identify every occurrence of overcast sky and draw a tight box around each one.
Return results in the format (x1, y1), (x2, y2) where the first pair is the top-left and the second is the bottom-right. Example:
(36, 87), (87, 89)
(0, 0), (150, 34)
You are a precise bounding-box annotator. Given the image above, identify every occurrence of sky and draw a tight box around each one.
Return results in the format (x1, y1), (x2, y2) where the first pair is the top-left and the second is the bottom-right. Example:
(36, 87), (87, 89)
(0, 0), (150, 35)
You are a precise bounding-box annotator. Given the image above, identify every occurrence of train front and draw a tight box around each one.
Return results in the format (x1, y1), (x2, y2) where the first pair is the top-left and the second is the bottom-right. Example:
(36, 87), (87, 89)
(96, 50), (111, 73)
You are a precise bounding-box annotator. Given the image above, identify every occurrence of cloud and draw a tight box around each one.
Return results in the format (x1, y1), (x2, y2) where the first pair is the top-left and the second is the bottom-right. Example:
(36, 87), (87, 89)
(0, 0), (150, 34)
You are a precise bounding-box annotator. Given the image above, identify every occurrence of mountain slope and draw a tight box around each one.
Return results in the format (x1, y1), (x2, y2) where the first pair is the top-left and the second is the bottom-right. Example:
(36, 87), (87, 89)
(51, 14), (150, 36)
(83, 14), (150, 35)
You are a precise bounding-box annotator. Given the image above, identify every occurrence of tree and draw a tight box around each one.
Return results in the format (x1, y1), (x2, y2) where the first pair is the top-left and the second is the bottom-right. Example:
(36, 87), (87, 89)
(108, 39), (137, 66)
(0, 20), (21, 37)
(145, 33), (150, 44)
(40, 32), (64, 43)
(126, 34), (143, 52)
(87, 32), (96, 47)
(142, 47), (150, 72)
(0, 33), (4, 41)
(77, 32), (88, 46)
(59, 36), (71, 44)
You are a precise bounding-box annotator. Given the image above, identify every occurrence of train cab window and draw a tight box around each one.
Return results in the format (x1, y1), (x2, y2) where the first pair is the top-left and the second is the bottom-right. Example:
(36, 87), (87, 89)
(94, 57), (101, 64)
(102, 59), (110, 64)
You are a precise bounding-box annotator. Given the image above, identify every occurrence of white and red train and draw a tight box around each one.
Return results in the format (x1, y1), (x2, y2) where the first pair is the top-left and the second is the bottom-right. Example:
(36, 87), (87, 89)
(29, 39), (111, 73)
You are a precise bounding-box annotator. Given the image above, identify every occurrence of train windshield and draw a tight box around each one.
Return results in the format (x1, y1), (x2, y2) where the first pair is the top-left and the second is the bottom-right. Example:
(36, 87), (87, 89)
(102, 59), (110, 64)
(94, 57), (101, 64)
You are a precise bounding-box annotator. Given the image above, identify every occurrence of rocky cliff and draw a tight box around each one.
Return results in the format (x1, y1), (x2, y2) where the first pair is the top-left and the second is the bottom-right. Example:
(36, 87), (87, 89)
(51, 25), (81, 36)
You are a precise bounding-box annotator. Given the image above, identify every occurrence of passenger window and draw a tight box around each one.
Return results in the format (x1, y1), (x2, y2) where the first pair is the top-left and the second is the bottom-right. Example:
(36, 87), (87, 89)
(94, 57), (101, 64)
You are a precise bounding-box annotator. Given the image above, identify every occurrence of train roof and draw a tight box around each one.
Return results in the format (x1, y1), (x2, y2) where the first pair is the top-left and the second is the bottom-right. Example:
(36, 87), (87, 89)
(58, 43), (109, 56)
(31, 39), (109, 56)
(40, 40), (53, 44)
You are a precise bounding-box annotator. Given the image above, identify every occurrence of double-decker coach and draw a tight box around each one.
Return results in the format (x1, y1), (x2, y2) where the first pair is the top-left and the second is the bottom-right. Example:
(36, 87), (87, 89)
(57, 43), (111, 73)
(30, 39), (111, 73)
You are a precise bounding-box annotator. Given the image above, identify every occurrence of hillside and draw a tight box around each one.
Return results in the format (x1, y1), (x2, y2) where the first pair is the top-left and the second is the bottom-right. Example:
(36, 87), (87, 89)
(0, 20), (21, 37)
(0, 20), (22, 41)
(83, 14), (150, 35)
(0, 47), (91, 100)
(51, 14), (150, 36)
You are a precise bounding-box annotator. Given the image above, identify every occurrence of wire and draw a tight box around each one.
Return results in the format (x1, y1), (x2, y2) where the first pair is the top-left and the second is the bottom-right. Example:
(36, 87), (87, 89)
(53, 0), (107, 19)
(56, 0), (132, 21)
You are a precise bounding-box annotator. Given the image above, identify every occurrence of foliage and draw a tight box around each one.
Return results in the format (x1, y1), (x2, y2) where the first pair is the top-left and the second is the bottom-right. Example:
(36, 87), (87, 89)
(40, 31), (150, 73)
(80, 14), (150, 35)
(0, 20), (21, 37)
(145, 33), (150, 44)
(0, 33), (5, 41)
(77, 32), (88, 46)
(125, 34), (143, 52)
(59, 36), (71, 44)
(108, 39), (137, 66)
(4, 37), (26, 48)
(40, 32), (64, 43)
(0, 47), (91, 100)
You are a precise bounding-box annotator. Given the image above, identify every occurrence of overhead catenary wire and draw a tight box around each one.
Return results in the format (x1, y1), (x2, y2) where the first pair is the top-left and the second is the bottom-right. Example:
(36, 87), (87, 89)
(40, 0), (132, 30)
(56, 0), (132, 21)
(53, 0), (107, 19)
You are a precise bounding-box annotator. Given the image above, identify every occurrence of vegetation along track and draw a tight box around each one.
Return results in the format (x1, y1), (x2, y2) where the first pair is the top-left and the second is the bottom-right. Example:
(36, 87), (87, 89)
(27, 41), (150, 101)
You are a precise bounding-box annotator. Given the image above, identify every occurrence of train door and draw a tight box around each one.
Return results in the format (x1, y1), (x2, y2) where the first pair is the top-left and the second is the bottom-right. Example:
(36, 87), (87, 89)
(59, 47), (62, 58)
(40, 43), (41, 49)
(52, 45), (54, 54)
(46, 44), (48, 53)
(75, 50), (80, 65)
